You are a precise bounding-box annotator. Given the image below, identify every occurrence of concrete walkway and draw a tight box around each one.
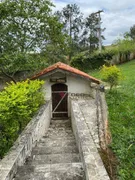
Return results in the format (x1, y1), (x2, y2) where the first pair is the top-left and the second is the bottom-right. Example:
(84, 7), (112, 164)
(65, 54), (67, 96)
(13, 119), (85, 180)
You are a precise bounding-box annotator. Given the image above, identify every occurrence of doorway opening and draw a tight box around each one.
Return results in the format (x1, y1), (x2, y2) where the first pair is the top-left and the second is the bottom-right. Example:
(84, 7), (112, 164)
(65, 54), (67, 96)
(52, 83), (68, 118)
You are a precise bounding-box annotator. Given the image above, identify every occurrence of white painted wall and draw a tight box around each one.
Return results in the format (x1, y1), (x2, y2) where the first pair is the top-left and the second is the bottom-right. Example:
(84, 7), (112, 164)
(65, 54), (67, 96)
(42, 73), (91, 100)
(42, 78), (52, 101)
(67, 75), (91, 95)
(40, 72), (92, 117)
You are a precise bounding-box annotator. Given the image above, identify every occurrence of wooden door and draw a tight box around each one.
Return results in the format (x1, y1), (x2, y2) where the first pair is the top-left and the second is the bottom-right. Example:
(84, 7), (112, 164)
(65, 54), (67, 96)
(52, 83), (68, 118)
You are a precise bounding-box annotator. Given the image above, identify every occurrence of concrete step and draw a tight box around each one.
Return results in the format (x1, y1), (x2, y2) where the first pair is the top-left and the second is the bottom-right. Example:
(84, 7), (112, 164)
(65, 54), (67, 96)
(41, 134), (75, 141)
(29, 153), (81, 165)
(45, 129), (74, 138)
(50, 119), (71, 127)
(14, 163), (85, 180)
(32, 137), (78, 155)
(32, 145), (79, 155)
(37, 136), (76, 147)
(37, 138), (77, 147)
(50, 119), (71, 124)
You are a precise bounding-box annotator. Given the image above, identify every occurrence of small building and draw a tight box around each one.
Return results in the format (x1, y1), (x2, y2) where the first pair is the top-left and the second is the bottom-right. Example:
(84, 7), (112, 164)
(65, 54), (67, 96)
(32, 62), (100, 118)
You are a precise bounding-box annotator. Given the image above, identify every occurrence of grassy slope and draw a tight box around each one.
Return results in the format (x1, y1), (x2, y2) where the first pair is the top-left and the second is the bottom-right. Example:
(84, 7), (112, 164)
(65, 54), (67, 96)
(90, 60), (135, 180)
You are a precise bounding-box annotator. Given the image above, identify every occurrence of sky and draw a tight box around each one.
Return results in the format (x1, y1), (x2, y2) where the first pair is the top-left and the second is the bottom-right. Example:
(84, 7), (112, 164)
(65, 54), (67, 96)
(52, 0), (135, 45)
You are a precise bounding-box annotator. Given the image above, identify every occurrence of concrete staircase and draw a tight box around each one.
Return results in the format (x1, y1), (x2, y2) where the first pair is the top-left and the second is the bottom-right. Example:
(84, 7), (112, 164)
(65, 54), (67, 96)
(13, 119), (85, 180)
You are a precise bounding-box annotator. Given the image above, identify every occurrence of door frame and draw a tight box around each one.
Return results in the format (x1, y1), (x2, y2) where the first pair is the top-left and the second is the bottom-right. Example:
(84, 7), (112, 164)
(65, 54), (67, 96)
(51, 83), (68, 118)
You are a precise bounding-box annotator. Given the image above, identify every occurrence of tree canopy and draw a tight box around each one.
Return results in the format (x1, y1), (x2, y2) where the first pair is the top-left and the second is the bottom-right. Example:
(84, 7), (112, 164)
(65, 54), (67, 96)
(0, 0), (67, 81)
(56, 4), (83, 61)
(0, 1), (105, 82)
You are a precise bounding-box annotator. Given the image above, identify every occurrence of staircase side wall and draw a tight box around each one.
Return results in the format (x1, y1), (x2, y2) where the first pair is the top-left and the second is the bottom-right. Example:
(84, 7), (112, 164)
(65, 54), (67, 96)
(92, 87), (112, 148)
(71, 100), (110, 180)
(0, 101), (51, 180)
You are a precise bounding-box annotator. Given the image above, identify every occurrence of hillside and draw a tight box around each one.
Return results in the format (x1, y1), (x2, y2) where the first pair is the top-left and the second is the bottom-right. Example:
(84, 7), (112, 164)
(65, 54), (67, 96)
(91, 60), (135, 179)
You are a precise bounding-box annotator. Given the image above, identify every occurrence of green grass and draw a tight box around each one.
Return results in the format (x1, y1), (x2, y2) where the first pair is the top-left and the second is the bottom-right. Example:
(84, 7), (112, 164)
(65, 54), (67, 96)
(90, 60), (135, 180)
(89, 68), (101, 79)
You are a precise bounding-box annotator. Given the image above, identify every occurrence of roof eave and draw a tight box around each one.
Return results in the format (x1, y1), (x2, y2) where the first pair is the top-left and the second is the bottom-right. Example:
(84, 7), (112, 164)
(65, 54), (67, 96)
(31, 68), (100, 84)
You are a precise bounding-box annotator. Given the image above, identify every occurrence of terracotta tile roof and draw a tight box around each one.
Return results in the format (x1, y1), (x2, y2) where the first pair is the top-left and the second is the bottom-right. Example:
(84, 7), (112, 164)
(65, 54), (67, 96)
(31, 62), (100, 84)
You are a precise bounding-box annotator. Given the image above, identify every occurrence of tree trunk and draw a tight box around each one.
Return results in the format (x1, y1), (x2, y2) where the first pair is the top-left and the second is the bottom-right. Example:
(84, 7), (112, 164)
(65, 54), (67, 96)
(1, 69), (16, 84)
(69, 10), (72, 63)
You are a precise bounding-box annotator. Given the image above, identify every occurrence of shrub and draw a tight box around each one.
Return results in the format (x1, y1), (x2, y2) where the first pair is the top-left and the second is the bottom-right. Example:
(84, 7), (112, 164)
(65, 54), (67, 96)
(0, 79), (44, 158)
(100, 65), (122, 89)
(70, 52), (88, 71)
(70, 49), (117, 72)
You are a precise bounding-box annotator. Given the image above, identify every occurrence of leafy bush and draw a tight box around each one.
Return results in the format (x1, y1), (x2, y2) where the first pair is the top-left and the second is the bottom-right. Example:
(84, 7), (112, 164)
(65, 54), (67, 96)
(0, 80), (44, 158)
(116, 39), (135, 53)
(71, 49), (117, 71)
(100, 65), (122, 89)
(70, 52), (88, 71)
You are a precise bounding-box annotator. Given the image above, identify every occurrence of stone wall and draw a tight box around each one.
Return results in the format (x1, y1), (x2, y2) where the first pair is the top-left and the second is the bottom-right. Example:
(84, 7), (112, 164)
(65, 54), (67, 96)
(111, 52), (135, 65)
(0, 102), (51, 180)
(95, 90), (112, 148)
(71, 100), (110, 180)
(91, 85), (112, 148)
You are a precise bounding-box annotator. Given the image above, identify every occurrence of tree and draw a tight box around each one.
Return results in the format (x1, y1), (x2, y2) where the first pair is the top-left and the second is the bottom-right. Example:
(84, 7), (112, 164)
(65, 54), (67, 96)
(0, 0), (54, 53)
(56, 4), (83, 61)
(0, 0), (66, 82)
(124, 24), (135, 41)
(130, 25), (135, 40)
(85, 13), (99, 52)
(80, 13), (105, 53)
(125, 24), (135, 40)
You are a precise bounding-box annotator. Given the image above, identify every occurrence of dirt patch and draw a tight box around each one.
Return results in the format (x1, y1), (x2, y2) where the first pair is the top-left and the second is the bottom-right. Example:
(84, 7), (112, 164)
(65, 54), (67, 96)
(99, 147), (118, 180)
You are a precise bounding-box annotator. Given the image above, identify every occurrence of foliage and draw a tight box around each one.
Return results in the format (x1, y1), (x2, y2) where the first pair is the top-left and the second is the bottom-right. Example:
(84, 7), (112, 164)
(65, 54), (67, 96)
(0, 0), (66, 53)
(115, 38), (135, 53)
(41, 36), (69, 65)
(0, 0), (67, 80)
(130, 25), (135, 40)
(0, 52), (50, 82)
(0, 80), (44, 158)
(0, 0), (52, 53)
(80, 13), (105, 52)
(100, 65), (123, 89)
(0, 1), (106, 75)
(70, 52), (87, 71)
(91, 59), (135, 179)
(125, 24), (135, 40)
(56, 4), (83, 61)
(71, 49), (117, 71)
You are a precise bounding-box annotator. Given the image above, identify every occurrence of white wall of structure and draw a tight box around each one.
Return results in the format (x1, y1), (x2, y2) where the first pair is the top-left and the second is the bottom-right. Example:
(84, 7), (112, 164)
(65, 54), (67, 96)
(67, 75), (91, 95)
(39, 71), (92, 117)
